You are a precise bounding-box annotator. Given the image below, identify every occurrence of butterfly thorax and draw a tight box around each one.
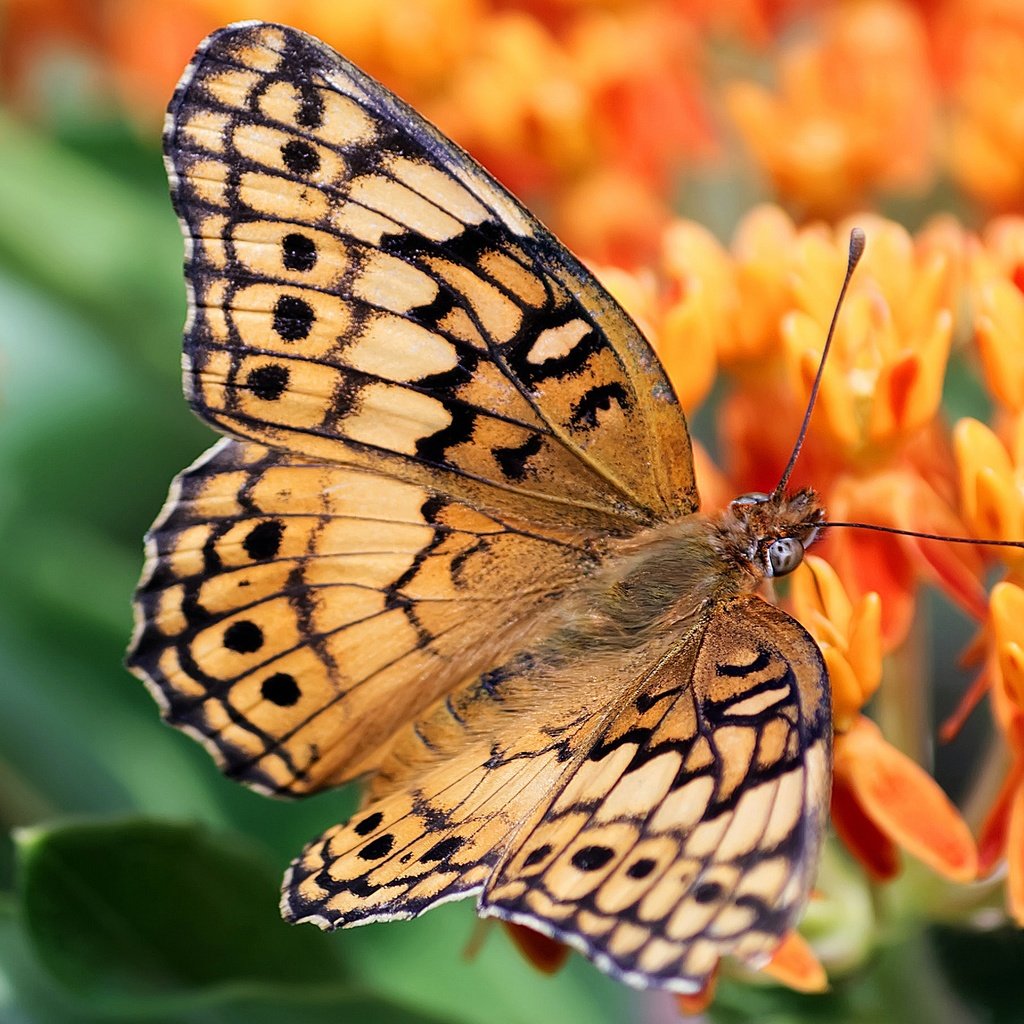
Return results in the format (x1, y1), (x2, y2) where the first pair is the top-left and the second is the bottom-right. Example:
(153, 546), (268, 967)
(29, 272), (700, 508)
(540, 488), (824, 660)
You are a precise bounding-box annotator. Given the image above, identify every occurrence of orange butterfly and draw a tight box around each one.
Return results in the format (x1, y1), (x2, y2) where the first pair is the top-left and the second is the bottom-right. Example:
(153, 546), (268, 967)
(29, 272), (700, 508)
(128, 21), (837, 995)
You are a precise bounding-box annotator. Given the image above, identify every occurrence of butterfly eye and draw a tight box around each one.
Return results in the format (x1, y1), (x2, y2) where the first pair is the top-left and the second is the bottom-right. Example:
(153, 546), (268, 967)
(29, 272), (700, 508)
(767, 537), (804, 577)
(731, 492), (769, 508)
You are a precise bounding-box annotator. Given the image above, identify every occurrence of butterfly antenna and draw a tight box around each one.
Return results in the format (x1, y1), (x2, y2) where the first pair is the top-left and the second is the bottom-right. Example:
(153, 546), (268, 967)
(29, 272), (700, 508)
(822, 521), (1024, 551)
(772, 228), (865, 501)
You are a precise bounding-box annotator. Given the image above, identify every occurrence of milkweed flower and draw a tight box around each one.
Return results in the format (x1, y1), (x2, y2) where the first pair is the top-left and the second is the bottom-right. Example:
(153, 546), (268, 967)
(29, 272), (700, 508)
(955, 415), (1024, 560)
(724, 1), (936, 218)
(978, 582), (1024, 923)
(947, 5), (1024, 213)
(790, 556), (978, 884)
(969, 218), (1024, 411)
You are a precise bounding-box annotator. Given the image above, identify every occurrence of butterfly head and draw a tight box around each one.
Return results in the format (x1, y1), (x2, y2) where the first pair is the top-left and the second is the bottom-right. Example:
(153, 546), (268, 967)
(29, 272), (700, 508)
(715, 489), (825, 581)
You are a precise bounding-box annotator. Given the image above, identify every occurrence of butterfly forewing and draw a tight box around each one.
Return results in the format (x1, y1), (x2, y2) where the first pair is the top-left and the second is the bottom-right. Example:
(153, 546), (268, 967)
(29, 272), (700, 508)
(165, 21), (696, 525)
(129, 438), (601, 795)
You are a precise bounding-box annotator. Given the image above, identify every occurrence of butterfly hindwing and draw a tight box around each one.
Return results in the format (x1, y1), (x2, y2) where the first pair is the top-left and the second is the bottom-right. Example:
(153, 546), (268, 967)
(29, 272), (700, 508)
(481, 596), (830, 993)
(279, 594), (829, 993)
(128, 437), (601, 795)
(282, 731), (573, 929)
(165, 21), (696, 526)
(281, 637), (613, 928)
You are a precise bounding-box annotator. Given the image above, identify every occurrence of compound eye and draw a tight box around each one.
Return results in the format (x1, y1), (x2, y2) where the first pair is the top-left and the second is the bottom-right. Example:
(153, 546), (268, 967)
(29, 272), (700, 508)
(732, 492), (769, 508)
(767, 537), (804, 577)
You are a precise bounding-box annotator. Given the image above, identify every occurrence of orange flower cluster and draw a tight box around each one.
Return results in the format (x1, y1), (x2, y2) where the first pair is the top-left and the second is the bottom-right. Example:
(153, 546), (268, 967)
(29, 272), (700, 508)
(590, 208), (1024, 992)
(10, 1), (1024, 262)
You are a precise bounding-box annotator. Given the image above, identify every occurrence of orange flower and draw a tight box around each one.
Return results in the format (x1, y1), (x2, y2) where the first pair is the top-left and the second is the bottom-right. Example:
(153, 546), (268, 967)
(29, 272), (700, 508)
(978, 582), (1024, 923)
(970, 218), (1024, 410)
(660, 206), (800, 375)
(757, 930), (829, 994)
(790, 556), (978, 883)
(558, 168), (671, 269)
(954, 415), (1024, 561)
(718, 214), (958, 492)
(725, 1), (936, 217)
(823, 468), (987, 647)
(595, 239), (718, 412)
(948, 7), (1024, 212)
(781, 216), (953, 458)
(501, 921), (570, 975)
(789, 556), (882, 733)
(722, 205), (800, 368)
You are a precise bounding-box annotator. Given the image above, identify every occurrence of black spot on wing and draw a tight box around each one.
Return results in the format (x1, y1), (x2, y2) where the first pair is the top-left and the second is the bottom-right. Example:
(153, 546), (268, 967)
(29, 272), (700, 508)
(715, 647), (772, 677)
(223, 620), (263, 653)
(414, 405), (477, 466)
(247, 364), (289, 400)
(244, 519), (284, 560)
(273, 295), (315, 341)
(280, 138), (321, 175)
(354, 811), (383, 836)
(570, 382), (630, 430)
(571, 845), (615, 871)
(492, 432), (543, 481)
(419, 836), (464, 863)
(627, 857), (656, 879)
(282, 233), (317, 271)
(261, 672), (301, 706)
(523, 844), (552, 868)
(358, 833), (395, 860)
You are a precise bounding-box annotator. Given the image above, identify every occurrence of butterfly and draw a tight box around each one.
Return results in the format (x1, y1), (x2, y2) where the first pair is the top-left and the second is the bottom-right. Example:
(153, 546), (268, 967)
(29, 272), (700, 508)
(127, 21), (832, 996)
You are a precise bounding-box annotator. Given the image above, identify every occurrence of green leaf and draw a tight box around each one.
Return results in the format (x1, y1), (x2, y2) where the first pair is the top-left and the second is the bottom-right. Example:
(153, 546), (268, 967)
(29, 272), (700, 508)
(15, 819), (342, 1002)
(2, 887), (453, 1023)
(0, 112), (182, 364)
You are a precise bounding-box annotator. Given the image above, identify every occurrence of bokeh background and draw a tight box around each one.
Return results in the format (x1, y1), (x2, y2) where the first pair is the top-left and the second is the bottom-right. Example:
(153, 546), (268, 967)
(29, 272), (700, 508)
(3, 1), (1024, 1022)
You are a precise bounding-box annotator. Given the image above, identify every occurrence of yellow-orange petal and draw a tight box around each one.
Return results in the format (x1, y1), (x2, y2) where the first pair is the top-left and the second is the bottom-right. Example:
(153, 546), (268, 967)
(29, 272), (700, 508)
(991, 581), (1024, 690)
(692, 440), (731, 514)
(758, 930), (829, 994)
(792, 555), (853, 636)
(999, 643), (1024, 713)
(824, 648), (868, 734)
(831, 757), (902, 881)
(834, 717), (978, 882)
(977, 761), (1024, 877)
(954, 417), (1024, 546)
(725, 204), (798, 366)
(975, 278), (1024, 411)
(846, 592), (883, 702)
(657, 294), (718, 413)
(782, 310), (860, 449)
(1008, 776), (1024, 925)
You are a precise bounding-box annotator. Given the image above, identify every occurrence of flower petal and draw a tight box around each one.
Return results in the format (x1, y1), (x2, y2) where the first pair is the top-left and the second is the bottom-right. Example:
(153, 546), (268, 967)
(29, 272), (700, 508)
(758, 930), (829, 994)
(831, 759), (902, 881)
(674, 963), (719, 1016)
(501, 922), (570, 975)
(835, 717), (978, 882)
(977, 763), (1024, 877)
(1008, 778), (1024, 926)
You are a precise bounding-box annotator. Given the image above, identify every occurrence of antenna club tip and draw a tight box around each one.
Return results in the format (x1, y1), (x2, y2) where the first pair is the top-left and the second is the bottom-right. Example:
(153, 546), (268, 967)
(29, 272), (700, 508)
(848, 227), (866, 266)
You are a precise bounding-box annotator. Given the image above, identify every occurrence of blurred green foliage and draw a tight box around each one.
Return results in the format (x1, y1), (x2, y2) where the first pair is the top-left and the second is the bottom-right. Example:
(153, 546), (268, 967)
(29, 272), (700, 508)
(1, 63), (1021, 1024)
